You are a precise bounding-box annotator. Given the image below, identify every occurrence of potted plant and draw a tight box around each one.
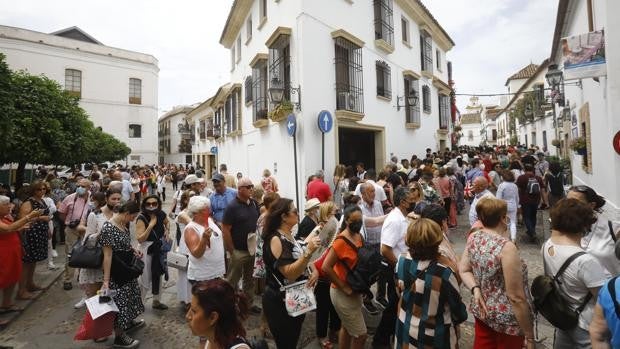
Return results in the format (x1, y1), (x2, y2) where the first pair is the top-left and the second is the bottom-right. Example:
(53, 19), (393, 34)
(551, 139), (561, 148)
(570, 136), (587, 155)
(268, 100), (294, 122)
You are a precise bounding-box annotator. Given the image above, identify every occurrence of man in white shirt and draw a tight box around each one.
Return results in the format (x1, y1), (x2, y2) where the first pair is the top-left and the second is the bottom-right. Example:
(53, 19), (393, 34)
(359, 183), (384, 246)
(354, 169), (387, 202)
(374, 186), (416, 348)
(469, 177), (494, 227)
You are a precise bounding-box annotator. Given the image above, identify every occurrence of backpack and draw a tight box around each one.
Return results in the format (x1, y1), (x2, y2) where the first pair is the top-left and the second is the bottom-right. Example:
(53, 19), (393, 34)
(336, 236), (387, 296)
(527, 176), (541, 195)
(530, 251), (592, 330)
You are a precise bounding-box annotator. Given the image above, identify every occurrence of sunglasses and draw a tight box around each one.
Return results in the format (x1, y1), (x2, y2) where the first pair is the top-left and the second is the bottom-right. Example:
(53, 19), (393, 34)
(144, 201), (158, 207)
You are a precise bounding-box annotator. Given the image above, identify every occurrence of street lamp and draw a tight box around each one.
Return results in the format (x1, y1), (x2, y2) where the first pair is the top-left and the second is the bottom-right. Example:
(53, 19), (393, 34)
(545, 64), (563, 87)
(268, 78), (285, 104)
(397, 89), (419, 111)
(546, 64), (563, 158)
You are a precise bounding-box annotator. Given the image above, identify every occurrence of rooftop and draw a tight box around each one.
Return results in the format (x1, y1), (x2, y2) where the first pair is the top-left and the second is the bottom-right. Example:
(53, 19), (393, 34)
(505, 63), (539, 86)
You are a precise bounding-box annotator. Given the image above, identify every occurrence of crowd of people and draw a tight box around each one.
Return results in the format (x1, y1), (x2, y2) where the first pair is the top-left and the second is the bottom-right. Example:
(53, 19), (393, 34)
(0, 143), (619, 349)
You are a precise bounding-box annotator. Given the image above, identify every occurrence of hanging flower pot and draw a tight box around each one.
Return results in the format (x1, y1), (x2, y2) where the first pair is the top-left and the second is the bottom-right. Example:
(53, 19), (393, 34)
(551, 139), (561, 148)
(570, 136), (587, 155)
(268, 100), (294, 122)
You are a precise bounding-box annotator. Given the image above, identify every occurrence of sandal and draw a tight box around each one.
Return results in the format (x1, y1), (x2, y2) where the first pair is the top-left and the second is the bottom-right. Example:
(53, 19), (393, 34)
(0, 305), (25, 314)
(319, 339), (333, 349)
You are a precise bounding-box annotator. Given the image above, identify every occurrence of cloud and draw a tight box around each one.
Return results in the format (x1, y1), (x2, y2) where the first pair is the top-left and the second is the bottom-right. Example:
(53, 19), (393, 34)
(421, 0), (557, 111)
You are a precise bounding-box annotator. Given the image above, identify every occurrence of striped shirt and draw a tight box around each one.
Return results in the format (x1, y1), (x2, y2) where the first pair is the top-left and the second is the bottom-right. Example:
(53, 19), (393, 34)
(395, 255), (467, 349)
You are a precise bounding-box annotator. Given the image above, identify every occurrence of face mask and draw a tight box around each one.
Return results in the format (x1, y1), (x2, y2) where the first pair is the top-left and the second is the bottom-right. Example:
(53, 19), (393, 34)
(145, 206), (158, 212)
(348, 220), (363, 233)
(76, 187), (86, 195)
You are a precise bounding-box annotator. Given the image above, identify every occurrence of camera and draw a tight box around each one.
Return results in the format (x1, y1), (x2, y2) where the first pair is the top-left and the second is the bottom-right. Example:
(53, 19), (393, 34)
(68, 219), (80, 229)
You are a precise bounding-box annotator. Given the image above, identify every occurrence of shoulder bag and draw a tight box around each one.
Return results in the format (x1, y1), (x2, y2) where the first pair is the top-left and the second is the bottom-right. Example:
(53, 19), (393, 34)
(68, 238), (103, 269)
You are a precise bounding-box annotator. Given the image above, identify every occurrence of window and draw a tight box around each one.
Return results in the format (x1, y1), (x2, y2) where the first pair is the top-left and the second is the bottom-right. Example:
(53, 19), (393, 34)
(129, 78), (142, 104)
(199, 119), (206, 140)
(246, 17), (252, 42)
(334, 37), (364, 113)
(422, 85), (431, 113)
(260, 0), (267, 20)
(439, 94), (449, 129)
(215, 107), (223, 138)
(531, 132), (536, 146)
(435, 49), (441, 71)
(375, 61), (391, 98)
(420, 30), (433, 72)
(268, 34), (291, 102)
(244, 76), (253, 104)
(373, 0), (394, 46)
(401, 17), (409, 44)
(542, 130), (547, 149)
(404, 76), (420, 125)
(468, 130), (474, 141)
(128, 124), (142, 138)
(65, 69), (82, 98)
(252, 60), (268, 121)
(236, 37), (242, 63)
(225, 89), (241, 134)
(492, 129), (498, 141)
(230, 46), (236, 70)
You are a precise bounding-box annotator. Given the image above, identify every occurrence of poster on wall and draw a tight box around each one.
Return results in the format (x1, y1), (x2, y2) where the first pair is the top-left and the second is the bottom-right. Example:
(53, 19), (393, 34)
(561, 30), (606, 80)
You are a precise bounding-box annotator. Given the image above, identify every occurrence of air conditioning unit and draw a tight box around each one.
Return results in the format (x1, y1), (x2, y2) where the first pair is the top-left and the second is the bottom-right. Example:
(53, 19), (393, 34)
(337, 92), (358, 111)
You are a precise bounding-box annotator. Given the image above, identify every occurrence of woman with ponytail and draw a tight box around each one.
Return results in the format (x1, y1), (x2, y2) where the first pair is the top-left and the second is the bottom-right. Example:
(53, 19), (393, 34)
(187, 278), (251, 349)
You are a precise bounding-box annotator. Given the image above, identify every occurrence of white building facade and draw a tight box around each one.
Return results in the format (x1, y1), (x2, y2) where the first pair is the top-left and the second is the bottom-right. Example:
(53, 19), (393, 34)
(0, 25), (159, 165)
(158, 106), (195, 165)
(197, 0), (454, 201)
(550, 0), (620, 218)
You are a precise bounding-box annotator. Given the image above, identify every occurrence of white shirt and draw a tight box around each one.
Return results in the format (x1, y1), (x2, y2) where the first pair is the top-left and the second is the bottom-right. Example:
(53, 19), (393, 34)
(359, 199), (384, 245)
(354, 180), (387, 202)
(380, 208), (409, 269)
(186, 219), (225, 281)
(543, 239), (610, 330)
(469, 189), (494, 226)
(582, 217), (620, 276)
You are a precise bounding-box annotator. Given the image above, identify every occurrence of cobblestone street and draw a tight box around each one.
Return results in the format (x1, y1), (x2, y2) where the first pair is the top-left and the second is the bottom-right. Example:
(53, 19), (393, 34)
(0, 183), (557, 349)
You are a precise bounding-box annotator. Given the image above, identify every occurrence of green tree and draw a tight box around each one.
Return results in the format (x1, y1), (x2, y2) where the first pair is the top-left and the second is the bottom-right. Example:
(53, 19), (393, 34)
(0, 55), (131, 188)
(0, 53), (14, 153)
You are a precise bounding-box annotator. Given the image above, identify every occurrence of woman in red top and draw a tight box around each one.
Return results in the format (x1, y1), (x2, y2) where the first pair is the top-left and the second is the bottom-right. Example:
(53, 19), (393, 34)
(322, 205), (366, 349)
(0, 195), (41, 324)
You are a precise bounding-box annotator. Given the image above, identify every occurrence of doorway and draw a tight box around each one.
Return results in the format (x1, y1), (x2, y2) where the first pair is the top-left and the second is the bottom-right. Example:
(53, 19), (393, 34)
(338, 127), (377, 170)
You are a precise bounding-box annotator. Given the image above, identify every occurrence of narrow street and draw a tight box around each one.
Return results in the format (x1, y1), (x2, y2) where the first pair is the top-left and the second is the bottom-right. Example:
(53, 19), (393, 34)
(0, 184), (556, 349)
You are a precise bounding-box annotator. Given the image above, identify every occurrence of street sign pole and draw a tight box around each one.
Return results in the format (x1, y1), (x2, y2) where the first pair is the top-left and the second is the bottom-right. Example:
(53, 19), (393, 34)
(287, 114), (300, 210)
(321, 132), (325, 171)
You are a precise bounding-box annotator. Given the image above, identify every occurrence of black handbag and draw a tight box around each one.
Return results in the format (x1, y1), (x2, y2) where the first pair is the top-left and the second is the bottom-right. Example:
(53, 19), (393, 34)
(67, 239), (103, 269)
(110, 250), (145, 286)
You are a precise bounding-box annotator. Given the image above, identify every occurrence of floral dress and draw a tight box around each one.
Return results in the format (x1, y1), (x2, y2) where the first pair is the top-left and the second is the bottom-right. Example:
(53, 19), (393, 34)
(99, 222), (144, 330)
(466, 230), (532, 336)
(22, 198), (49, 263)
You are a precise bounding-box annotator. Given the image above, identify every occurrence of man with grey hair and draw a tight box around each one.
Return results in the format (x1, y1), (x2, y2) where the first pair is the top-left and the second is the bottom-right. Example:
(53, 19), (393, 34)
(58, 178), (91, 291)
(306, 170), (332, 203)
(469, 176), (494, 226)
(112, 170), (134, 203)
(374, 186), (417, 348)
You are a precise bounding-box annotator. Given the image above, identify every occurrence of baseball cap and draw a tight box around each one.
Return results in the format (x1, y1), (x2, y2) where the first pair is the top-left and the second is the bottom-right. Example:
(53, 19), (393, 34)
(211, 173), (225, 182)
(184, 174), (204, 185)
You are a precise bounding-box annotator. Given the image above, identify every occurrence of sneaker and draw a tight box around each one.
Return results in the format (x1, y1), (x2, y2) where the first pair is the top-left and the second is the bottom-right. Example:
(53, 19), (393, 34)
(152, 300), (168, 310)
(74, 297), (86, 309)
(113, 333), (140, 348)
(125, 319), (145, 333)
(52, 249), (58, 258)
(48, 262), (59, 270)
(63, 282), (73, 291)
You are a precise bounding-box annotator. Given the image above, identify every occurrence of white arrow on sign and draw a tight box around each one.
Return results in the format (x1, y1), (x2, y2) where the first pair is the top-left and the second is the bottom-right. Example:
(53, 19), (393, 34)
(288, 121), (294, 130)
(323, 114), (330, 130)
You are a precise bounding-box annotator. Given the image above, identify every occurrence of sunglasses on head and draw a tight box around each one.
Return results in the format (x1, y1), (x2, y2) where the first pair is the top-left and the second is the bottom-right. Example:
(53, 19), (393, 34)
(241, 185), (254, 189)
(570, 185), (590, 193)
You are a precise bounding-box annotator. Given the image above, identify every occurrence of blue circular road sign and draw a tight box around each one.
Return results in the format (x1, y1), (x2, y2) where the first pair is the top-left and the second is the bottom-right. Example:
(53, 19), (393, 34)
(317, 110), (333, 133)
(210, 146), (218, 154)
(286, 114), (297, 137)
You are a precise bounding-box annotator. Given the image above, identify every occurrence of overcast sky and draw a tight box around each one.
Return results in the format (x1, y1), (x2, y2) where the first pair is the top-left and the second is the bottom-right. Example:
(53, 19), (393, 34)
(0, 0), (557, 114)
